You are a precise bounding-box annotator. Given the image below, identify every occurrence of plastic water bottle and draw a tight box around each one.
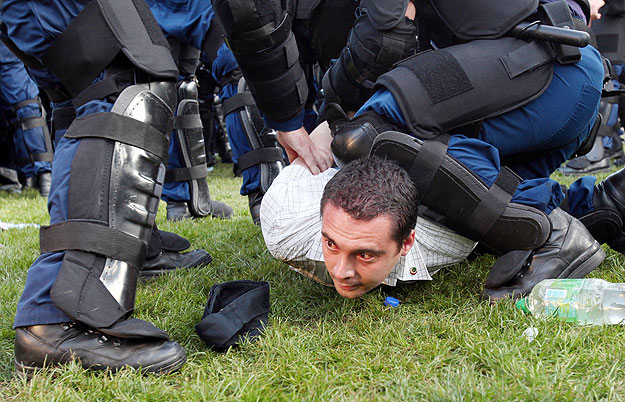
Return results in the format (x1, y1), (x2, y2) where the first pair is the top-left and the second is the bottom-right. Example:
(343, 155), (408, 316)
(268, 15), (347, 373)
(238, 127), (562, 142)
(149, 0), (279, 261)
(516, 278), (625, 325)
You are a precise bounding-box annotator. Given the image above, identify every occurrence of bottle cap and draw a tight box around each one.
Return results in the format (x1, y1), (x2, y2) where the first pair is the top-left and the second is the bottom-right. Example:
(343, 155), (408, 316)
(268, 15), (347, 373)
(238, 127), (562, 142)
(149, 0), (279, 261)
(516, 297), (530, 313)
(384, 297), (400, 308)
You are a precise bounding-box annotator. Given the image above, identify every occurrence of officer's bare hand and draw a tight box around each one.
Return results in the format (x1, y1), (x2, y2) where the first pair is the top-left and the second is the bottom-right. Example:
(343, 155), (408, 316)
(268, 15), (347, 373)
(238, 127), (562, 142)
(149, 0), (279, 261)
(277, 127), (333, 175)
(590, 0), (605, 22)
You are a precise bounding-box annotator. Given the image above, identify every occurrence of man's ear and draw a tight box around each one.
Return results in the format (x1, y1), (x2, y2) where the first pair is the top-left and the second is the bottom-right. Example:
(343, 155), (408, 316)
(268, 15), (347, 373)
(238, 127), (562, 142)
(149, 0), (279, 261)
(400, 230), (416, 256)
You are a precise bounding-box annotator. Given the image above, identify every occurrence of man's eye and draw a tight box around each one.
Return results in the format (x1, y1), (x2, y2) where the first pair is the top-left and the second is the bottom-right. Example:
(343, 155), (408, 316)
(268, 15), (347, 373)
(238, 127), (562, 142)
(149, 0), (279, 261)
(326, 240), (336, 250)
(358, 253), (374, 261)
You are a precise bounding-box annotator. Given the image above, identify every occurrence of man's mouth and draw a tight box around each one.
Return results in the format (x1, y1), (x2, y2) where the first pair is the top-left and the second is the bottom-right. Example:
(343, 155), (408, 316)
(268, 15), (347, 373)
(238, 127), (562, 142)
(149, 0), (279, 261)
(336, 283), (359, 291)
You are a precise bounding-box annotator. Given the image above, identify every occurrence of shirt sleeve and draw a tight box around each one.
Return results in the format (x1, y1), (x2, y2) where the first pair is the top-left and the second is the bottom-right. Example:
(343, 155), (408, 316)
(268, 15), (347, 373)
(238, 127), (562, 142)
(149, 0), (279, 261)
(260, 164), (337, 263)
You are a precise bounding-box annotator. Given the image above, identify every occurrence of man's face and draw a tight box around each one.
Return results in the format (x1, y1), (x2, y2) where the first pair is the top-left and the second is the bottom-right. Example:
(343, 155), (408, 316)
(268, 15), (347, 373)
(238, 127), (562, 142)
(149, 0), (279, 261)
(321, 203), (415, 298)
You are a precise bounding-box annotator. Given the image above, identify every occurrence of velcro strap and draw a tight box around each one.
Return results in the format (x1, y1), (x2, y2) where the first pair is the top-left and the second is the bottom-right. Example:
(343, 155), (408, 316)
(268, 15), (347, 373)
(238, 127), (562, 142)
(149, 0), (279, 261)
(500, 41), (555, 79)
(52, 106), (77, 132)
(222, 92), (255, 116)
(73, 71), (134, 109)
(219, 68), (242, 88)
(12, 98), (39, 112)
(32, 152), (54, 162)
(174, 114), (202, 130)
(65, 112), (169, 162)
(237, 148), (284, 171)
(20, 116), (47, 131)
(164, 164), (207, 183)
(407, 134), (449, 195)
(40, 220), (145, 267)
(343, 48), (375, 90)
(246, 64), (304, 100)
(225, 14), (291, 55)
(44, 87), (72, 103)
(466, 167), (520, 240)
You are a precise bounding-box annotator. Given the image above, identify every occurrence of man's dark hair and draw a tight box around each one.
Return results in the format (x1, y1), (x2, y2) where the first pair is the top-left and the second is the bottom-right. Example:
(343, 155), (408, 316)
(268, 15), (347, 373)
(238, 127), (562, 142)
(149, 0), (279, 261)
(320, 156), (419, 249)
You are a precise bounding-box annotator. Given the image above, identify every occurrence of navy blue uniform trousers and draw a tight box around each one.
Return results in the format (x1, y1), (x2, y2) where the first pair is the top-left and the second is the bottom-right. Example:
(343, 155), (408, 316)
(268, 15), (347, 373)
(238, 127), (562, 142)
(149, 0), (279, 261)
(0, 41), (51, 178)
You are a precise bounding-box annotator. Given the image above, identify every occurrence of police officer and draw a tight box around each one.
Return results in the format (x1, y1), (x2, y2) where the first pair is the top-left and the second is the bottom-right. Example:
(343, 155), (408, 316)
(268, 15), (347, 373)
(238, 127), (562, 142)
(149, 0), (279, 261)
(0, 0), (224, 376)
(0, 40), (52, 196)
(327, 0), (607, 299)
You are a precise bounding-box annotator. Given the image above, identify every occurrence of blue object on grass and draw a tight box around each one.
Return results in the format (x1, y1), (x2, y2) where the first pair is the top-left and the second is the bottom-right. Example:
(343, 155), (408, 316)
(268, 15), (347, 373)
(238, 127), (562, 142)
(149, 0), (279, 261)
(384, 297), (400, 308)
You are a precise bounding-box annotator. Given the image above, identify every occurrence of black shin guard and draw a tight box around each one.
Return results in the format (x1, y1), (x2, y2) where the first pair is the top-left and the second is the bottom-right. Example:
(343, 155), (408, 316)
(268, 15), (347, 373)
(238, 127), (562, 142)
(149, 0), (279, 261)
(371, 131), (551, 254)
(165, 79), (212, 217)
(44, 83), (175, 329)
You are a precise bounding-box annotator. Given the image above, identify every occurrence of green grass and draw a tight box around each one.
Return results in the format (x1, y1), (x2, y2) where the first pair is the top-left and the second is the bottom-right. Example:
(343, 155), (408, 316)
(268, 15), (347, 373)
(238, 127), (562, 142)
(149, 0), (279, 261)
(2, 163), (625, 401)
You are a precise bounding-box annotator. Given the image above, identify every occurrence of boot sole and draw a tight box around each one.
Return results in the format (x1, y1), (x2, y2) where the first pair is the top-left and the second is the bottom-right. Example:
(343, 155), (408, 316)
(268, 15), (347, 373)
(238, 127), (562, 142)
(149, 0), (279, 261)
(559, 240), (606, 279)
(15, 349), (187, 380)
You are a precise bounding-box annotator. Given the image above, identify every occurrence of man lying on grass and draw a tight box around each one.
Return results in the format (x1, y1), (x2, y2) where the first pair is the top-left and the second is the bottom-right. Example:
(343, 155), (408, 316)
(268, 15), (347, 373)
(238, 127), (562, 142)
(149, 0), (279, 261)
(260, 124), (609, 300)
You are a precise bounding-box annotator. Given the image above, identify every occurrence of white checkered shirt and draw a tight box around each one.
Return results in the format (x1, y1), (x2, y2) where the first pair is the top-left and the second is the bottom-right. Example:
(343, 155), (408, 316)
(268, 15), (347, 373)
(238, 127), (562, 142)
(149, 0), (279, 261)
(260, 164), (477, 287)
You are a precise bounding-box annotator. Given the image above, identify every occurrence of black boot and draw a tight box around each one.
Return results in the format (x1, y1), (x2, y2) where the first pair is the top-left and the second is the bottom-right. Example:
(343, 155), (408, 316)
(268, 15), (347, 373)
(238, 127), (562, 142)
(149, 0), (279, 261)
(37, 172), (52, 197)
(575, 167), (625, 253)
(166, 199), (233, 221)
(22, 176), (36, 189)
(248, 191), (263, 226)
(482, 208), (605, 300)
(140, 249), (213, 278)
(559, 136), (611, 175)
(166, 202), (192, 221)
(14, 322), (186, 378)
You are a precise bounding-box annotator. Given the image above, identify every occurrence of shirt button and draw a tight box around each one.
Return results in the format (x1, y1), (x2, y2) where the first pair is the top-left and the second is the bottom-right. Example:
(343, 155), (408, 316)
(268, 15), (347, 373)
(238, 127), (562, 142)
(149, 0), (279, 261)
(409, 266), (418, 275)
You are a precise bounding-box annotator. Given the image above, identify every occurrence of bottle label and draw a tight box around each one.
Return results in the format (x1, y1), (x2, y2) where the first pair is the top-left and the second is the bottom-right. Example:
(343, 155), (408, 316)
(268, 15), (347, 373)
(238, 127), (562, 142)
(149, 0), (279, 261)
(542, 279), (584, 322)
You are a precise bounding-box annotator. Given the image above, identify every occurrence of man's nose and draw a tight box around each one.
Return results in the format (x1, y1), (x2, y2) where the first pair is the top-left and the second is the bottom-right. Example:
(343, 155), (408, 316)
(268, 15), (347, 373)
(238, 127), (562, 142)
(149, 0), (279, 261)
(332, 254), (355, 280)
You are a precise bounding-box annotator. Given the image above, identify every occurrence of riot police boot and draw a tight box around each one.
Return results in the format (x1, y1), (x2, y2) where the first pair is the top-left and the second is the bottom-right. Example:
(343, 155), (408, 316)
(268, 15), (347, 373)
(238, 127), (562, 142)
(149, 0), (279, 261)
(0, 167), (21, 193)
(37, 172), (52, 197)
(481, 208), (605, 301)
(206, 198), (233, 219)
(14, 322), (186, 378)
(166, 202), (192, 221)
(575, 167), (625, 253)
(158, 229), (190, 253)
(166, 199), (232, 221)
(22, 176), (36, 189)
(140, 249), (213, 278)
(560, 136), (611, 176)
(248, 190), (263, 226)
